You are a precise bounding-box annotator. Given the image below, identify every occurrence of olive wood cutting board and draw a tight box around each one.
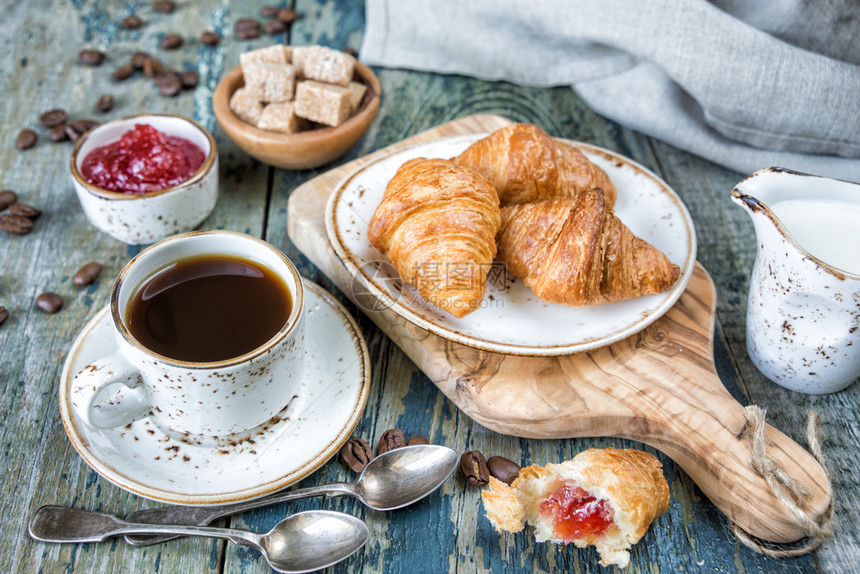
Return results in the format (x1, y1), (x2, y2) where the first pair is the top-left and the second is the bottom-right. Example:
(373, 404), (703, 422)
(286, 114), (831, 544)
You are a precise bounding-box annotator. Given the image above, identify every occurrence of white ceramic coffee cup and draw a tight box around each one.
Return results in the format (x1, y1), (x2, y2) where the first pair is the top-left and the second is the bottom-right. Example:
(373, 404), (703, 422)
(71, 230), (305, 436)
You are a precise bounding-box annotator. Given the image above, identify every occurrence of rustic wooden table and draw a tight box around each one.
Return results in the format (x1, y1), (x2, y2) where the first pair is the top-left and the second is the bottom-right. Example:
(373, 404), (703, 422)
(1, 1), (857, 573)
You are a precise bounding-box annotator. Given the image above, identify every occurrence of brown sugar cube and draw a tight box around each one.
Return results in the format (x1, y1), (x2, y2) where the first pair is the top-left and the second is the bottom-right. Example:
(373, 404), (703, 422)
(239, 45), (291, 69)
(258, 102), (305, 133)
(229, 87), (264, 125)
(346, 81), (367, 112)
(299, 45), (355, 86)
(294, 80), (352, 127)
(243, 63), (296, 103)
(290, 46), (309, 76)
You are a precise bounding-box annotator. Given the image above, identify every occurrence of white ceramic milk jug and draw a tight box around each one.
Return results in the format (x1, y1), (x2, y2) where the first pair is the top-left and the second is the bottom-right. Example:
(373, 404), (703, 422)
(731, 168), (860, 394)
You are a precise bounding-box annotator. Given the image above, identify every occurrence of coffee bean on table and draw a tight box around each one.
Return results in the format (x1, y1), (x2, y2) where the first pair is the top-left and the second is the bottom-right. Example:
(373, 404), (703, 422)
(64, 120), (99, 142)
(0, 306), (8, 327)
(39, 109), (68, 128)
(143, 57), (164, 77)
(8, 203), (40, 219)
(406, 435), (429, 446)
(486, 456), (522, 486)
(74, 262), (103, 286)
(152, 0), (175, 14)
(96, 95), (115, 113)
(235, 18), (260, 40)
(0, 190), (18, 211)
(78, 49), (105, 66)
(264, 19), (286, 35)
(112, 63), (135, 81)
(159, 33), (183, 50)
(377, 429), (407, 456)
(157, 74), (182, 97)
(200, 31), (221, 46)
(36, 292), (64, 314)
(50, 125), (68, 143)
(340, 437), (374, 473)
(276, 8), (297, 24)
(130, 51), (150, 69)
(0, 214), (34, 235)
(122, 15), (143, 29)
(16, 129), (38, 150)
(259, 5), (278, 18)
(181, 71), (199, 89)
(460, 450), (490, 487)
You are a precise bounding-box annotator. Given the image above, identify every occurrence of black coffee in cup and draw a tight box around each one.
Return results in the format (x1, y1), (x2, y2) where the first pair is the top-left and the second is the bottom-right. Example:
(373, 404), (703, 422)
(127, 254), (292, 362)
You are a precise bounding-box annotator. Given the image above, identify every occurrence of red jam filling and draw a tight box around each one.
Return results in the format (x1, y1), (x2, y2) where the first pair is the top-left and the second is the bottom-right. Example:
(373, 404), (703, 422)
(539, 483), (614, 541)
(80, 124), (206, 194)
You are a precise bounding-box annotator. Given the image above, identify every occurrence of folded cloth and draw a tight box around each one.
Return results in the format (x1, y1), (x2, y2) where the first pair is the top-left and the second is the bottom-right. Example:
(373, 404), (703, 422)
(361, 0), (860, 181)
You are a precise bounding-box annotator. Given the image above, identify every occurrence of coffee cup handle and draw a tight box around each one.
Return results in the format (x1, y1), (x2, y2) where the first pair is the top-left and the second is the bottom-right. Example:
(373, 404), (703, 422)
(71, 352), (151, 429)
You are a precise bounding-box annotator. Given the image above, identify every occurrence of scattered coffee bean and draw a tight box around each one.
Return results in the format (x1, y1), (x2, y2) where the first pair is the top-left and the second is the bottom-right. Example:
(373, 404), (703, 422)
(0, 190), (18, 211)
(16, 129), (38, 150)
(157, 74), (182, 97)
(377, 429), (407, 455)
(486, 456), (521, 486)
(159, 33), (183, 50)
(340, 437), (374, 473)
(130, 51), (150, 69)
(406, 435), (429, 446)
(0, 306), (8, 327)
(112, 63), (135, 81)
(122, 15), (143, 29)
(50, 125), (68, 143)
(0, 214), (34, 235)
(276, 8), (297, 24)
(8, 203), (40, 219)
(64, 120), (99, 142)
(95, 94), (115, 113)
(181, 70), (199, 89)
(460, 450), (489, 487)
(259, 5), (278, 18)
(200, 31), (221, 46)
(344, 46), (359, 58)
(73, 261), (103, 286)
(143, 57), (164, 77)
(78, 49), (105, 66)
(235, 18), (261, 40)
(39, 109), (68, 128)
(36, 292), (64, 314)
(264, 19), (286, 35)
(152, 0), (175, 13)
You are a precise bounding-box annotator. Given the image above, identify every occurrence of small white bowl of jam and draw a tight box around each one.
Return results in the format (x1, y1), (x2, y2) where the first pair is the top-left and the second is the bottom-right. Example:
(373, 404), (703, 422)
(70, 114), (219, 245)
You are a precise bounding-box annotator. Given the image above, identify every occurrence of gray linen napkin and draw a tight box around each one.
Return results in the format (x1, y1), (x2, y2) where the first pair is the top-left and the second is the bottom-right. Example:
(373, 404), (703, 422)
(360, 0), (860, 181)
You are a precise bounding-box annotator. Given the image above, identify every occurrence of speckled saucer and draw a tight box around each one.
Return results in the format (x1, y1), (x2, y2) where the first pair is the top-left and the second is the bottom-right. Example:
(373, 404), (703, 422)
(59, 279), (370, 505)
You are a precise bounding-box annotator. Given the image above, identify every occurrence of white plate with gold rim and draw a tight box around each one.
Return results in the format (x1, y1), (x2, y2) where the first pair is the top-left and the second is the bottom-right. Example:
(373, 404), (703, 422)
(325, 134), (697, 356)
(59, 279), (370, 505)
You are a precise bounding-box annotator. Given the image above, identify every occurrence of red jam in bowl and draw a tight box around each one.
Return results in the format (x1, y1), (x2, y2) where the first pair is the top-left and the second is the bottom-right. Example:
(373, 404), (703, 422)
(80, 124), (206, 194)
(539, 483), (614, 540)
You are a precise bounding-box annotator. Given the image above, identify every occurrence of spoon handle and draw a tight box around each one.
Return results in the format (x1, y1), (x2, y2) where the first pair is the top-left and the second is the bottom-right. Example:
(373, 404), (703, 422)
(124, 481), (354, 546)
(29, 505), (259, 547)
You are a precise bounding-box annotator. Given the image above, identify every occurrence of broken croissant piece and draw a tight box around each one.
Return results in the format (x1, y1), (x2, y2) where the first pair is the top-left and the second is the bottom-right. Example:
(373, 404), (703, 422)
(496, 189), (680, 306)
(452, 122), (617, 207)
(481, 448), (670, 568)
(367, 157), (501, 318)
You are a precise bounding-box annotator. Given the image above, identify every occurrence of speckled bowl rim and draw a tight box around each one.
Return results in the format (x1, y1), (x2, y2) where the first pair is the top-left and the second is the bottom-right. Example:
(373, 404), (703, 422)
(110, 230), (305, 370)
(69, 113), (218, 200)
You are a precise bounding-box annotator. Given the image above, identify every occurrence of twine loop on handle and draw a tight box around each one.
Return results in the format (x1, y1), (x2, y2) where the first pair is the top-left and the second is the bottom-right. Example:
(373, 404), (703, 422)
(732, 405), (834, 557)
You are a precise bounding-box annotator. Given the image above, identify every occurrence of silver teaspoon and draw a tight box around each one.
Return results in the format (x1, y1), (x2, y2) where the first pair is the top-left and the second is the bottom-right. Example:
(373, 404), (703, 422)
(29, 506), (368, 574)
(124, 444), (457, 546)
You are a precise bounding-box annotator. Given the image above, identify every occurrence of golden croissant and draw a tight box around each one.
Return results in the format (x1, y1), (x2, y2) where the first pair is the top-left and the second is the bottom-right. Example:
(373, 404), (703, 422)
(452, 123), (617, 207)
(496, 189), (680, 306)
(367, 157), (501, 318)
